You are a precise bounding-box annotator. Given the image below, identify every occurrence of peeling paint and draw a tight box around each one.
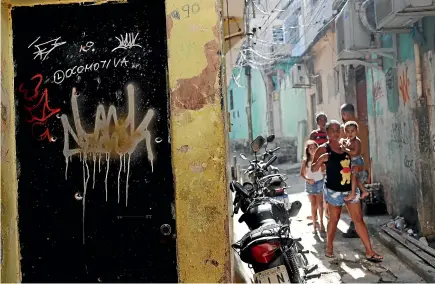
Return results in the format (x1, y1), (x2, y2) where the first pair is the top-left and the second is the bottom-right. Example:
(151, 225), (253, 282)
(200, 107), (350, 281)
(171, 39), (220, 111)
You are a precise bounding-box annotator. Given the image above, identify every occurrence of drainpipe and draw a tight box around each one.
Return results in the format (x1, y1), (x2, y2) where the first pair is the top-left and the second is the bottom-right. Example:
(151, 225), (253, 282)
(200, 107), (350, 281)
(414, 20), (423, 100)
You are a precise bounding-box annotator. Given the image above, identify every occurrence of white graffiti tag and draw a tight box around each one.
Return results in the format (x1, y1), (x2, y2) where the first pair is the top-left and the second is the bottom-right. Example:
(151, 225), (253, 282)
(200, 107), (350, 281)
(61, 84), (156, 243)
(28, 36), (66, 61)
(111, 33), (142, 52)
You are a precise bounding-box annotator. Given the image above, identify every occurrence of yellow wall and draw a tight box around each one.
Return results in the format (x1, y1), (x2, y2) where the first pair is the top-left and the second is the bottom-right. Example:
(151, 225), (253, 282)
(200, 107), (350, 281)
(0, 0), (231, 282)
(1, 2), (21, 282)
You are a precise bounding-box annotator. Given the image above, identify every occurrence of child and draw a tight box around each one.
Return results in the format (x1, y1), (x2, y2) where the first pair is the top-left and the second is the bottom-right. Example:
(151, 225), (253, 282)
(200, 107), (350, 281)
(300, 140), (325, 233)
(340, 121), (369, 201)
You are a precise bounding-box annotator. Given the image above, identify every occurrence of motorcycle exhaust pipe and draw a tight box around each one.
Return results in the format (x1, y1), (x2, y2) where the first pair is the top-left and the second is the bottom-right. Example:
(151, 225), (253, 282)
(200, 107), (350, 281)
(288, 201), (302, 217)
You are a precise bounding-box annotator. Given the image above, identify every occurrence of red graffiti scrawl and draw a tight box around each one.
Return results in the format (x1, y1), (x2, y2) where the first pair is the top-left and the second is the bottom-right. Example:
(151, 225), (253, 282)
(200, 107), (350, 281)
(18, 74), (60, 142)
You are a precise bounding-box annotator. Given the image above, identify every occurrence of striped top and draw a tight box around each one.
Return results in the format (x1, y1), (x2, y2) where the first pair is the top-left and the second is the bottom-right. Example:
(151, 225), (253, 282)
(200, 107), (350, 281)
(310, 129), (328, 145)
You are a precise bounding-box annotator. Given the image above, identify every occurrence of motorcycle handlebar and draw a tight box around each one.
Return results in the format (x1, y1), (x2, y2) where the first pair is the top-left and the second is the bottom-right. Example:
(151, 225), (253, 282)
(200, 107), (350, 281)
(263, 155), (277, 169)
(270, 147), (280, 153)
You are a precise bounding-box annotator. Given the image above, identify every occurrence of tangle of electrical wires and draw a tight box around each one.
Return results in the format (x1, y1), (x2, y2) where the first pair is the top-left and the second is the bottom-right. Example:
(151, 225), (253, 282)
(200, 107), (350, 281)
(231, 0), (347, 88)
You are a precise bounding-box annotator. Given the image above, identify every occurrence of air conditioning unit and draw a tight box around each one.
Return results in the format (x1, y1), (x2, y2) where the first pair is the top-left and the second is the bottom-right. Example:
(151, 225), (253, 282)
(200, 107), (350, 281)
(335, 0), (372, 61)
(290, 64), (311, 88)
(374, 0), (435, 29)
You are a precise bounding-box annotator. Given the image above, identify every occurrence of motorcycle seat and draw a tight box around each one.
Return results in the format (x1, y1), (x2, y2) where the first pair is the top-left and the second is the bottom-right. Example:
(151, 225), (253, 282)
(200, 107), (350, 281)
(269, 176), (282, 186)
(236, 223), (282, 249)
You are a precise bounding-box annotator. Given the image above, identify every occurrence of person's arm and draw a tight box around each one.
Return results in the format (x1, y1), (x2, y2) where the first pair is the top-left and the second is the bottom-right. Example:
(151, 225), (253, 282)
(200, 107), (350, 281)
(309, 130), (316, 140)
(342, 140), (360, 156)
(299, 159), (309, 181)
(311, 146), (328, 172)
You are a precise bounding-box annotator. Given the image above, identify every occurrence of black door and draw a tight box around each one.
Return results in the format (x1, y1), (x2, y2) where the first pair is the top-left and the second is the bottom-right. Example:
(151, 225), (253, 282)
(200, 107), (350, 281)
(12, 1), (177, 282)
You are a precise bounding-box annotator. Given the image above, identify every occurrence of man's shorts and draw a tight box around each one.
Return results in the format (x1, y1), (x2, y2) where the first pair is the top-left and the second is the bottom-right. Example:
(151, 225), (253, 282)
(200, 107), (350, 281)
(324, 187), (360, 207)
(305, 179), (324, 195)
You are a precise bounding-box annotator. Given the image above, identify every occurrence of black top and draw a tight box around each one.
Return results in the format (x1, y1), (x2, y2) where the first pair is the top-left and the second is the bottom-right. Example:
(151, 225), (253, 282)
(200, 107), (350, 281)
(324, 143), (352, 192)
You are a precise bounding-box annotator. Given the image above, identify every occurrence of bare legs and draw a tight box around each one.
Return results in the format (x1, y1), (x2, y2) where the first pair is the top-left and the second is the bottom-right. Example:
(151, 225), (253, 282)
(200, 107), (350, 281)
(326, 201), (383, 261)
(344, 166), (369, 201)
(325, 204), (342, 257)
(316, 194), (325, 232)
(309, 193), (325, 232)
(346, 202), (383, 260)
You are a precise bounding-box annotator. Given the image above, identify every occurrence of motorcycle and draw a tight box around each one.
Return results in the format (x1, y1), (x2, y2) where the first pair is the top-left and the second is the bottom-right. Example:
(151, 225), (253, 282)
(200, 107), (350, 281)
(231, 137), (316, 283)
(239, 135), (290, 210)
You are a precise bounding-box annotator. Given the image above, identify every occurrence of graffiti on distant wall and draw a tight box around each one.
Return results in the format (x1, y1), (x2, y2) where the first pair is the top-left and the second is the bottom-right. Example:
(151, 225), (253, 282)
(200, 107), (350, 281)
(373, 81), (384, 102)
(404, 155), (414, 169)
(385, 67), (394, 90)
(391, 121), (409, 146)
(399, 67), (411, 105)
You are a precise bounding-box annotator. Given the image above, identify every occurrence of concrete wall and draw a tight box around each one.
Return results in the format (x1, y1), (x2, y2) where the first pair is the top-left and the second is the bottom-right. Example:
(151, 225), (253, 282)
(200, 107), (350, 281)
(1, 0), (232, 282)
(305, 30), (345, 130)
(366, 19), (435, 237)
(228, 67), (268, 140)
(280, 75), (308, 138)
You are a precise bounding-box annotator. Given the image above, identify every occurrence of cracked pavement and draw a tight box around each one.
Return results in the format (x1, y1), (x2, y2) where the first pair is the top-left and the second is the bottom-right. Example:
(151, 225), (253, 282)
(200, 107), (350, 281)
(233, 172), (425, 283)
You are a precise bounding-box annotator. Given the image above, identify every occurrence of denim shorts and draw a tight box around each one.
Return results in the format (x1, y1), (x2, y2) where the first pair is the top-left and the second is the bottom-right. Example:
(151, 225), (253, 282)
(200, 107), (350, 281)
(351, 155), (364, 167)
(305, 179), (324, 195)
(324, 187), (360, 207)
(356, 170), (368, 184)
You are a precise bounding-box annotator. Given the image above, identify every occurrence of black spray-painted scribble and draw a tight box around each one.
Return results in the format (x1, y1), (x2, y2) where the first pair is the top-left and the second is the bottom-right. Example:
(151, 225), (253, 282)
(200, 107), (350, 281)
(391, 122), (409, 146)
(404, 155), (414, 168)
(28, 36), (66, 61)
(385, 67), (394, 90)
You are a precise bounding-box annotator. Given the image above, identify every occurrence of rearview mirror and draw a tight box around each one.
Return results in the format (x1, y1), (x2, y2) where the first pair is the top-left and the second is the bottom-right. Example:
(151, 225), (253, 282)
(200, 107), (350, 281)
(240, 153), (247, 160)
(266, 134), (275, 143)
(251, 136), (265, 152)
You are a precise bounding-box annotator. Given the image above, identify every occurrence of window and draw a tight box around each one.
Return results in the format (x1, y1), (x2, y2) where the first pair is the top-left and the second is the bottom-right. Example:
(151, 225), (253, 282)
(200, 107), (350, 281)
(284, 15), (300, 44)
(315, 74), (323, 104)
(272, 25), (284, 43)
(229, 89), (234, 110)
(237, 110), (240, 118)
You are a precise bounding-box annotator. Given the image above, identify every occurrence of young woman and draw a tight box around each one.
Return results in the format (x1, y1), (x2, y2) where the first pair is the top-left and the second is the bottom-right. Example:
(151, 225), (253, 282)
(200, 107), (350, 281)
(311, 120), (383, 262)
(300, 140), (325, 233)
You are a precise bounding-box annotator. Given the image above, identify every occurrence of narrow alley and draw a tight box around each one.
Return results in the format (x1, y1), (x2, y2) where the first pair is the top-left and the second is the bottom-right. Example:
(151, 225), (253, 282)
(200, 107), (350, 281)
(233, 171), (425, 283)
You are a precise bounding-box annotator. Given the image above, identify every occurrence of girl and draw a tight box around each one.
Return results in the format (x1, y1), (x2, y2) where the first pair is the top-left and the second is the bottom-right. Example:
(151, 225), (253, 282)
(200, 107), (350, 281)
(300, 140), (325, 233)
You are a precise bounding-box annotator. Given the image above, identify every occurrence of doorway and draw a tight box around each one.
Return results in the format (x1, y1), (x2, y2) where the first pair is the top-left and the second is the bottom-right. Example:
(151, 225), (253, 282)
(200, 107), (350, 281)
(12, 1), (177, 282)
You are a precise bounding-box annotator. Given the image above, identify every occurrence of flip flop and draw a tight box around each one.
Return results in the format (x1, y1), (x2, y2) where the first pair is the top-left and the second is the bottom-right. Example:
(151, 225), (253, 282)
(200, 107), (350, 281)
(325, 249), (335, 258)
(366, 253), (383, 263)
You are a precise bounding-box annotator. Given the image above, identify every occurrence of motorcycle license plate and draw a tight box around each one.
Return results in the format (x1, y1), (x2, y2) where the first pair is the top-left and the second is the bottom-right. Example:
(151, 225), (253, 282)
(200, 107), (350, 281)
(253, 265), (290, 283)
(275, 195), (290, 209)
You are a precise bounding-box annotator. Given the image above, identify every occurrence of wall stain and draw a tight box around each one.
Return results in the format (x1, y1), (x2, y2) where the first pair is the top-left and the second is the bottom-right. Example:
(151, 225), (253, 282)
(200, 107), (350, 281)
(177, 145), (190, 152)
(171, 39), (219, 111)
(166, 15), (173, 39)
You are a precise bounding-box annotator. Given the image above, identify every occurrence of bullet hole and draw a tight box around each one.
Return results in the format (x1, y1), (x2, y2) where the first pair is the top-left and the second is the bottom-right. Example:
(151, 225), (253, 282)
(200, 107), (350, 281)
(74, 192), (83, 200)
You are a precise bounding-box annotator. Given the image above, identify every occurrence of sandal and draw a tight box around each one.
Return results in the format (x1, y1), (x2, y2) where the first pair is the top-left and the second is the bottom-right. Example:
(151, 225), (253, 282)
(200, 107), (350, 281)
(325, 248), (335, 258)
(366, 253), (383, 263)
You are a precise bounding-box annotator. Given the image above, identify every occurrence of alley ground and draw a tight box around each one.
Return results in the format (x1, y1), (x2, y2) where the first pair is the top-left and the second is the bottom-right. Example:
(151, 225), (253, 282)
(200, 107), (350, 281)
(233, 169), (425, 283)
